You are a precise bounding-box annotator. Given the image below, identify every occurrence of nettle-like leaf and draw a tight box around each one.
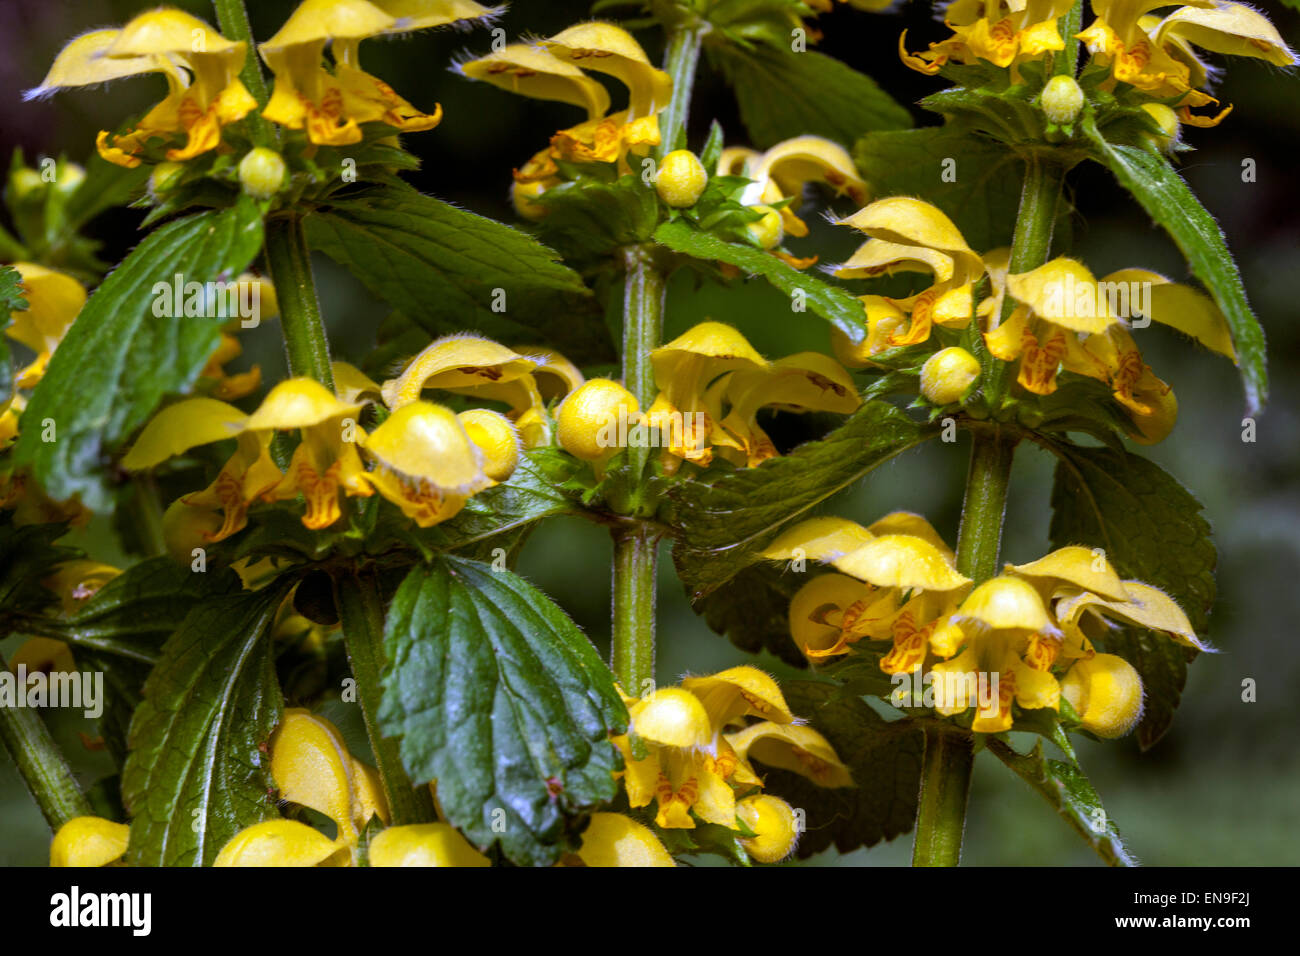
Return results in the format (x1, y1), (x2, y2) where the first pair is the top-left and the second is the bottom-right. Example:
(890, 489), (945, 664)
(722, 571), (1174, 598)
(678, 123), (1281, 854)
(986, 738), (1136, 866)
(695, 563), (809, 667)
(12, 199), (264, 510)
(304, 181), (613, 363)
(708, 41), (912, 149)
(653, 219), (867, 338)
(854, 127), (1040, 253)
(1047, 441), (1215, 748)
(762, 681), (923, 858)
(53, 557), (241, 665)
(1082, 116), (1266, 414)
(668, 400), (935, 599)
(122, 583), (288, 866)
(378, 557), (627, 866)
(530, 174), (661, 263)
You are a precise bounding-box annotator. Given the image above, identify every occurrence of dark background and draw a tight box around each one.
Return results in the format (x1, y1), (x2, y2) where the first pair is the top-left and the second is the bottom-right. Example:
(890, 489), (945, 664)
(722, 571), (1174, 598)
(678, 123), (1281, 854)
(2, 0), (1297, 865)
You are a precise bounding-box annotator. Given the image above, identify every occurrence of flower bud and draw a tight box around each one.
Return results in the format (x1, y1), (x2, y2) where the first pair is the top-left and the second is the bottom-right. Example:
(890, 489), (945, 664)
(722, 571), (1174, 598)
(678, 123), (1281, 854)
(238, 147), (287, 201)
(1140, 103), (1181, 152)
(162, 499), (222, 564)
(736, 794), (798, 863)
(920, 347), (981, 405)
(1128, 384), (1177, 446)
(556, 378), (640, 462)
(8, 166), (45, 202)
(655, 150), (707, 208)
(746, 205), (784, 250)
(50, 817), (129, 867)
(511, 179), (549, 220)
(148, 161), (185, 201)
(575, 813), (675, 867)
(1061, 653), (1144, 738)
(1041, 75), (1084, 126)
(458, 408), (521, 482)
(368, 823), (490, 867)
(54, 162), (85, 195)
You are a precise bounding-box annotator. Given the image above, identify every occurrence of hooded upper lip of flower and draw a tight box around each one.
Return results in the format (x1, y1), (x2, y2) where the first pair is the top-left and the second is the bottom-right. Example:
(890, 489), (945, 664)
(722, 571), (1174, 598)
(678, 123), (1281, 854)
(901, 0), (1076, 76)
(27, 9), (257, 167)
(1077, 1), (1296, 123)
(720, 136), (870, 239)
(832, 197), (986, 350)
(259, 0), (497, 146)
(457, 22), (671, 174)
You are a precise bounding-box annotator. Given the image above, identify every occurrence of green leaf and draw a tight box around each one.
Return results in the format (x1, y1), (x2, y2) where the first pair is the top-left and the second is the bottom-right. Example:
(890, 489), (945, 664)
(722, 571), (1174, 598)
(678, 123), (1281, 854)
(531, 175), (661, 262)
(1082, 118), (1266, 414)
(1047, 441), (1215, 748)
(653, 219), (866, 338)
(122, 584), (287, 866)
(304, 182), (612, 363)
(0, 516), (77, 623)
(708, 43), (911, 149)
(378, 557), (627, 866)
(855, 127), (1039, 253)
(762, 681), (923, 858)
(56, 557), (241, 665)
(986, 737), (1136, 866)
(694, 562), (809, 667)
(417, 448), (581, 552)
(668, 400), (934, 599)
(12, 201), (264, 509)
(0, 263), (25, 403)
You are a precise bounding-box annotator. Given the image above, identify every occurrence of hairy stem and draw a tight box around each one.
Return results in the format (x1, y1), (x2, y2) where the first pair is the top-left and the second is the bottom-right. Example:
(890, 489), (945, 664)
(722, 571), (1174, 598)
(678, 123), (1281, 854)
(333, 571), (435, 826)
(264, 215), (335, 391)
(912, 726), (977, 867)
(655, 19), (708, 160)
(611, 525), (657, 693)
(212, 0), (274, 143)
(0, 652), (94, 831)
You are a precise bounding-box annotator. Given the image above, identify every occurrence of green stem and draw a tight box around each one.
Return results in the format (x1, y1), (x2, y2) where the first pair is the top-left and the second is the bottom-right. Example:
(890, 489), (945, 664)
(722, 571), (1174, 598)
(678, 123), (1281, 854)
(1008, 158), (1065, 276)
(912, 727), (976, 867)
(212, 0), (274, 143)
(655, 19), (708, 159)
(954, 427), (1018, 583)
(333, 571), (435, 826)
(264, 215), (335, 391)
(621, 243), (666, 478)
(0, 652), (94, 830)
(611, 525), (657, 693)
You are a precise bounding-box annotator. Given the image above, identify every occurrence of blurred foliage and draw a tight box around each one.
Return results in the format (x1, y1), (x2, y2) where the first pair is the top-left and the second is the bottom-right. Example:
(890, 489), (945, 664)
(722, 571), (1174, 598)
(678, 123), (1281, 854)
(2, 0), (1298, 865)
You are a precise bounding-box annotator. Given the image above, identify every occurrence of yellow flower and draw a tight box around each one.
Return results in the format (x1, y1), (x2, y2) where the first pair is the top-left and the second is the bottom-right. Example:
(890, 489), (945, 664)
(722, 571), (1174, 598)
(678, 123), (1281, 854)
(901, 0), (1075, 77)
(573, 813), (675, 867)
(214, 820), (347, 866)
(712, 352), (862, 467)
(50, 817), (130, 867)
(720, 136), (869, 239)
(645, 321), (767, 470)
(360, 401), (492, 527)
(367, 823), (490, 867)
(28, 11), (258, 168)
(259, 0), (486, 145)
(773, 513), (969, 663)
(833, 198), (986, 350)
(613, 670), (850, 834)
(1077, 1), (1295, 125)
(217, 708), (395, 866)
(984, 257), (1120, 396)
(726, 722), (854, 788)
(460, 23), (671, 176)
(556, 378), (640, 468)
(382, 334), (579, 447)
(5, 263), (86, 389)
(9, 637), (77, 676)
(1060, 653), (1144, 737)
